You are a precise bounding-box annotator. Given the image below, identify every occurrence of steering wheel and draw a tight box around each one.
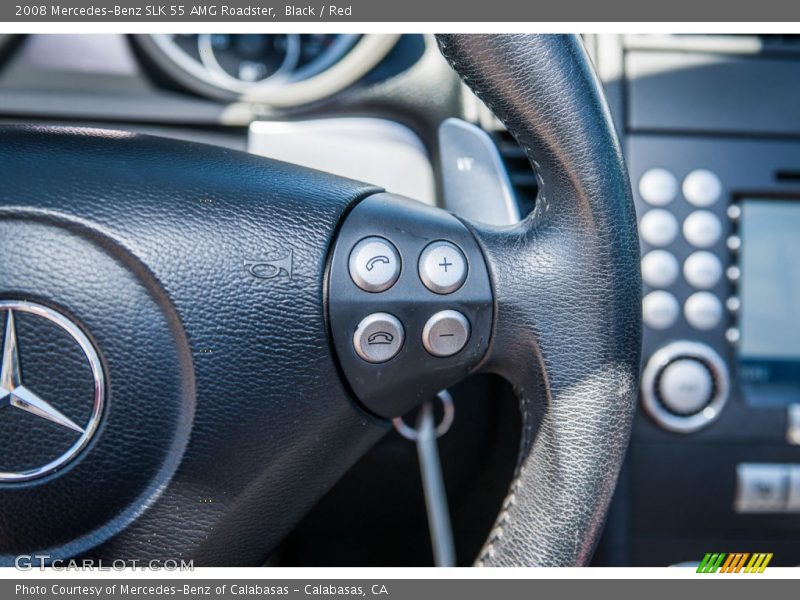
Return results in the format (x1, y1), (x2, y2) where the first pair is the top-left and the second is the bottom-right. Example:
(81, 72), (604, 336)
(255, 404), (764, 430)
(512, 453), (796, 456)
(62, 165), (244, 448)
(0, 35), (640, 566)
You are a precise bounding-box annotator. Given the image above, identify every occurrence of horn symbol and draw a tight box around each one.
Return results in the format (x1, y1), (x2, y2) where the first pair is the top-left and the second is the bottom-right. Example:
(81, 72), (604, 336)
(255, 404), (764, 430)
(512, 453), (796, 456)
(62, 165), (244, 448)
(244, 249), (293, 280)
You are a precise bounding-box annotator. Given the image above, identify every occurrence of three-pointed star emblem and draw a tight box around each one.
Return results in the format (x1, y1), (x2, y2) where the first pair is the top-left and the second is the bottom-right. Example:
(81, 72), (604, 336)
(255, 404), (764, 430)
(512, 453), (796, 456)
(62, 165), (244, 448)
(0, 309), (85, 434)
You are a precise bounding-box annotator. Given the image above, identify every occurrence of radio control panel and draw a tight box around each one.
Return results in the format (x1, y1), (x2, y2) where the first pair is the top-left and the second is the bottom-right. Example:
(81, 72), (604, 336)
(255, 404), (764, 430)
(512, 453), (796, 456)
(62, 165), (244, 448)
(630, 135), (800, 437)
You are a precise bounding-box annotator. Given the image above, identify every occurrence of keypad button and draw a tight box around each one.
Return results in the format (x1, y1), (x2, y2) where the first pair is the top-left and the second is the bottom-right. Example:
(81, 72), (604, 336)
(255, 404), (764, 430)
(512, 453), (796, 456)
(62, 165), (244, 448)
(642, 341), (730, 433)
(418, 241), (468, 294)
(658, 358), (714, 416)
(683, 169), (722, 207)
(640, 209), (679, 247)
(684, 251), (723, 289)
(685, 292), (723, 330)
(683, 211), (722, 248)
(642, 250), (679, 288)
(349, 236), (401, 293)
(735, 464), (790, 514)
(639, 168), (678, 206)
(727, 235), (742, 252)
(422, 310), (470, 357)
(352, 313), (405, 363)
(643, 291), (680, 330)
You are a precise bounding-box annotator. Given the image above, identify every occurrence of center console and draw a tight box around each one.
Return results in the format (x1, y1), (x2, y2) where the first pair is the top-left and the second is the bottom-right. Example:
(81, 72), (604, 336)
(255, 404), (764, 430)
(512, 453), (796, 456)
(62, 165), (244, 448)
(634, 136), (800, 435)
(590, 34), (800, 566)
(466, 34), (800, 566)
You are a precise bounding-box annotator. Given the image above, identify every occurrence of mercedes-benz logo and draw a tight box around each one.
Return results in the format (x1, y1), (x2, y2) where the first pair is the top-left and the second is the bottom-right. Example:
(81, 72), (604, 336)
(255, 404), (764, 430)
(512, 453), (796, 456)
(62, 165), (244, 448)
(0, 301), (104, 482)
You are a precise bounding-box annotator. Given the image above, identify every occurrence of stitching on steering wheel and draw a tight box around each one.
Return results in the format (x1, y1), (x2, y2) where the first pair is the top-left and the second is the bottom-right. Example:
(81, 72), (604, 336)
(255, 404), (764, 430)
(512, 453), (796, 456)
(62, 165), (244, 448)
(476, 477), (520, 566)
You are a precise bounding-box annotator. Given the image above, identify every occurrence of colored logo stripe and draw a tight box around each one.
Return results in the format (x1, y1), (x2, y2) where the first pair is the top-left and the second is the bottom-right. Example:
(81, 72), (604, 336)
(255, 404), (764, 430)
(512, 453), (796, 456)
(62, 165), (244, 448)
(744, 553), (773, 573)
(697, 553), (726, 573)
(720, 553), (749, 573)
(697, 552), (773, 573)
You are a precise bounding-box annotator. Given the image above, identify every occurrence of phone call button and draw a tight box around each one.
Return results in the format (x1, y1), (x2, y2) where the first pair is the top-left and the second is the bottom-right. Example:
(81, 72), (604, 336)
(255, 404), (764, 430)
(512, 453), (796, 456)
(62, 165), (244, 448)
(349, 236), (401, 293)
(353, 312), (405, 363)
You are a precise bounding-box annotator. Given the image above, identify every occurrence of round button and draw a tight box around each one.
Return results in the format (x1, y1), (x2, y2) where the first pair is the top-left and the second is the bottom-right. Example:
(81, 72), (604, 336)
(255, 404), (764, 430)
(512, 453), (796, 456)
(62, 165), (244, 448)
(352, 313), (404, 363)
(418, 241), (468, 295)
(683, 251), (722, 289)
(727, 235), (741, 252)
(640, 209), (678, 247)
(684, 292), (723, 330)
(348, 236), (401, 293)
(643, 291), (679, 330)
(683, 211), (722, 248)
(658, 358), (714, 415)
(683, 169), (722, 207)
(641, 341), (730, 433)
(639, 168), (678, 206)
(641, 250), (679, 288)
(422, 310), (470, 357)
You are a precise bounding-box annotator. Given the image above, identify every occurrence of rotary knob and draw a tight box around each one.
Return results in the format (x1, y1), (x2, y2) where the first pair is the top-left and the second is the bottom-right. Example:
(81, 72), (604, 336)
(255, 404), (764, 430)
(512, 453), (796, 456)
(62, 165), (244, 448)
(641, 342), (729, 433)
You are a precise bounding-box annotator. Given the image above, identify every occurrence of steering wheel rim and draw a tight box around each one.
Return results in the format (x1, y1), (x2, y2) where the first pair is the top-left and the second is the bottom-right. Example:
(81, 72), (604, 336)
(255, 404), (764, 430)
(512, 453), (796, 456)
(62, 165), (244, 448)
(437, 34), (641, 565)
(0, 34), (640, 567)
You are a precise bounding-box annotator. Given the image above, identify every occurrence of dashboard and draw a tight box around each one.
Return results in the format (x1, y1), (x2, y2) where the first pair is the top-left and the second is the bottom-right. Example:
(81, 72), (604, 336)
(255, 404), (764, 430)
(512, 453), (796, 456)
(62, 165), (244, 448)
(0, 34), (449, 204)
(0, 34), (426, 122)
(1, 33), (799, 567)
(588, 34), (800, 567)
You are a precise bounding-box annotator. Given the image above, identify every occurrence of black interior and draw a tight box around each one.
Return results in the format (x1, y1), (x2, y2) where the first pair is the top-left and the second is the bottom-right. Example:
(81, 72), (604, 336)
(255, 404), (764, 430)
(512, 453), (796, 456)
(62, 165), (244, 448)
(1, 33), (799, 566)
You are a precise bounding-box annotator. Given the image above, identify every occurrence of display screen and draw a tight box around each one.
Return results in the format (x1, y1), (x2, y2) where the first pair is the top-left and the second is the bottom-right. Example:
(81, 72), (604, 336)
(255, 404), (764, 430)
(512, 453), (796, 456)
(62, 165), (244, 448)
(738, 199), (800, 405)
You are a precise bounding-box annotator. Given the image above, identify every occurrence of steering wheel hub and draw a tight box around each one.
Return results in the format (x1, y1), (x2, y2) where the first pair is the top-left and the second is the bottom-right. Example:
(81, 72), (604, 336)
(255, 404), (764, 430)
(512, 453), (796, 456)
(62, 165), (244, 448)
(0, 212), (195, 560)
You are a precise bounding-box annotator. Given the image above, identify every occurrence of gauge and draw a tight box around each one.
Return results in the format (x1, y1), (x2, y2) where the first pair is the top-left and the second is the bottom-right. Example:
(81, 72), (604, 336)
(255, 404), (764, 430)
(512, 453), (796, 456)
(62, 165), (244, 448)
(294, 34), (357, 78)
(300, 34), (337, 66)
(198, 34), (301, 89)
(157, 34), (356, 90)
(137, 34), (400, 106)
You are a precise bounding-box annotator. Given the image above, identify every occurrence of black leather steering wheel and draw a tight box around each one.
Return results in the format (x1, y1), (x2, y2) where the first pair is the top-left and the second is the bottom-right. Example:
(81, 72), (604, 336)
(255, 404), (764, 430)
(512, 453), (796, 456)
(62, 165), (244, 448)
(0, 34), (640, 566)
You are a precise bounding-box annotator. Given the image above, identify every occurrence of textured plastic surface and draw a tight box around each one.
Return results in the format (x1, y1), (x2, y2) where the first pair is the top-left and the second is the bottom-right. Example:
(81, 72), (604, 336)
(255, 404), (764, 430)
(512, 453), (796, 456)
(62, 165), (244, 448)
(627, 51), (800, 135)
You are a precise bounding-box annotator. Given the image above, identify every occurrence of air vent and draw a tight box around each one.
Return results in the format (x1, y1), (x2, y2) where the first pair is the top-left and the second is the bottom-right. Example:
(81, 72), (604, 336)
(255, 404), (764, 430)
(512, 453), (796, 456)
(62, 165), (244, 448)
(489, 130), (538, 217)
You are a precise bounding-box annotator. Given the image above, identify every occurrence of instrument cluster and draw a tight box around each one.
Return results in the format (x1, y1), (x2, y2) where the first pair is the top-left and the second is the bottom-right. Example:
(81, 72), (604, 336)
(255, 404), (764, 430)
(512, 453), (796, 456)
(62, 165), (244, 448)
(137, 34), (399, 106)
(163, 34), (357, 88)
